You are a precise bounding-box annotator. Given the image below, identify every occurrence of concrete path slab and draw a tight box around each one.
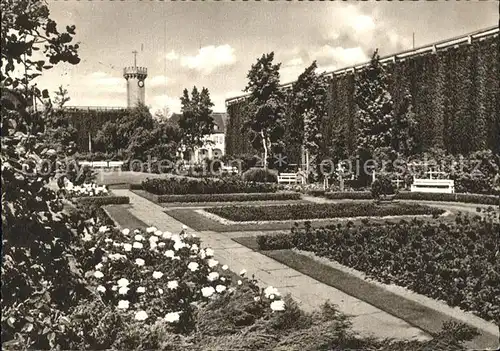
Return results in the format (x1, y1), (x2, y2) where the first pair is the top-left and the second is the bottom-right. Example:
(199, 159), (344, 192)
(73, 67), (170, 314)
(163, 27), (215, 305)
(110, 189), (431, 342)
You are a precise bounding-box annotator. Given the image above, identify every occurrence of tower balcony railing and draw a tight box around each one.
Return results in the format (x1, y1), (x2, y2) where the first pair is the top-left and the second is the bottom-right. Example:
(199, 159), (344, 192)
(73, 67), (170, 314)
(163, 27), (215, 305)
(123, 66), (148, 76)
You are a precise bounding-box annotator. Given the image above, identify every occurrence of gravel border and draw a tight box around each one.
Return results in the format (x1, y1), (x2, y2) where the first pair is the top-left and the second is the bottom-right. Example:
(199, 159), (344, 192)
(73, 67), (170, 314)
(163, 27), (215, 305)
(196, 208), (453, 225)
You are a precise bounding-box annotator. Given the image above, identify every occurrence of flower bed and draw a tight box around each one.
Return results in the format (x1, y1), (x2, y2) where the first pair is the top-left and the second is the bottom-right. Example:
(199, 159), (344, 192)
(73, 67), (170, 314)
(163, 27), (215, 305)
(74, 196), (130, 206)
(395, 192), (499, 206)
(142, 176), (276, 195)
(322, 191), (499, 205)
(66, 181), (109, 198)
(256, 213), (500, 322)
(156, 192), (301, 203)
(205, 202), (445, 222)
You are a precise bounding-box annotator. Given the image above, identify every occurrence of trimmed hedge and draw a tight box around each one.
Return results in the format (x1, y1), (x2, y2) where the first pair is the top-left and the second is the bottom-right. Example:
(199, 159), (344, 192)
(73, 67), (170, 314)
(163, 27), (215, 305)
(142, 176), (276, 195)
(206, 202), (444, 222)
(157, 192), (300, 203)
(324, 191), (372, 200)
(73, 196), (130, 206)
(323, 191), (499, 205)
(395, 192), (499, 206)
(129, 183), (144, 190)
(242, 167), (278, 183)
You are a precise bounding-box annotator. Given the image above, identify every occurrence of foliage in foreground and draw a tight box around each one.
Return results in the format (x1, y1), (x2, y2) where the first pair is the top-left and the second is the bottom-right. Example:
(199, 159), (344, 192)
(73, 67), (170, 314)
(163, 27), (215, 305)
(257, 212), (500, 322)
(207, 202), (444, 222)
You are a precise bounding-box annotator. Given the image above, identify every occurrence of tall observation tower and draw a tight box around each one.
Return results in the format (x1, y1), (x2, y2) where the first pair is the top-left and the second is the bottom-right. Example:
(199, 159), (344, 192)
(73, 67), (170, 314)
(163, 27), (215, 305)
(123, 51), (147, 108)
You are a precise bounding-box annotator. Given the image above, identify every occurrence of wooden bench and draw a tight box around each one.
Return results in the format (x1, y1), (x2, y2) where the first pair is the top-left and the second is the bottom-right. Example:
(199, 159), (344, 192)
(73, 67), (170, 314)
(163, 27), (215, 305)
(91, 161), (108, 168)
(108, 161), (124, 168)
(278, 173), (300, 184)
(410, 178), (455, 194)
(220, 165), (238, 174)
(78, 161), (92, 167)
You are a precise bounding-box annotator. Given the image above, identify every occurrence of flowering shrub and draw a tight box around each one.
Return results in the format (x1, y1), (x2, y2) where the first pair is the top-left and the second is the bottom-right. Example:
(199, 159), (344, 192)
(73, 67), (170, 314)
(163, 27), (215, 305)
(65, 180), (109, 198)
(74, 223), (288, 334)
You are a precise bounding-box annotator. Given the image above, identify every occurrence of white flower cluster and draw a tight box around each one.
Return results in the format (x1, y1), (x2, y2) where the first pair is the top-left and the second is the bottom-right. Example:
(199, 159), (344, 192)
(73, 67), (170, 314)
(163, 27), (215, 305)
(88, 224), (287, 325)
(66, 180), (108, 197)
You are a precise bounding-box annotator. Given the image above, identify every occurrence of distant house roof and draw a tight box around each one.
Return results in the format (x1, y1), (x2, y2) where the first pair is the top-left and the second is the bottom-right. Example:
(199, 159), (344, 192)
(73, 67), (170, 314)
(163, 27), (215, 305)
(170, 112), (228, 133)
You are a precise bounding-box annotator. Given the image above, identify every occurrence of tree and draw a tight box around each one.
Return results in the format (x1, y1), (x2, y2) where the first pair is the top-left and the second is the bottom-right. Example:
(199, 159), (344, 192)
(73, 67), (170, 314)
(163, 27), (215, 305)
(1, 1), (86, 348)
(355, 50), (417, 159)
(94, 103), (155, 154)
(178, 86), (215, 160)
(354, 50), (395, 155)
(154, 106), (171, 122)
(43, 86), (78, 155)
(244, 52), (285, 170)
(288, 61), (329, 173)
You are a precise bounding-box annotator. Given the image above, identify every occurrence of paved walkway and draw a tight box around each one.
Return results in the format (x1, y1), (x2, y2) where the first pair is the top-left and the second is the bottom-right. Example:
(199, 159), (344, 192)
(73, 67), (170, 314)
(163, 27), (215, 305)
(111, 189), (430, 342)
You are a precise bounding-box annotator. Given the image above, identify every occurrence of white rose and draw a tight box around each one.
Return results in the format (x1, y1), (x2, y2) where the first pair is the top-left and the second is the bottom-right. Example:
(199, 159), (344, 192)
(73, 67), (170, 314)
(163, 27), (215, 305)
(117, 300), (129, 309)
(134, 310), (148, 321)
(164, 311), (180, 323)
(270, 300), (286, 312)
(187, 262), (199, 272)
(216, 285), (226, 293)
(207, 272), (219, 282)
(201, 286), (215, 297)
(94, 271), (104, 279)
(152, 271), (163, 279)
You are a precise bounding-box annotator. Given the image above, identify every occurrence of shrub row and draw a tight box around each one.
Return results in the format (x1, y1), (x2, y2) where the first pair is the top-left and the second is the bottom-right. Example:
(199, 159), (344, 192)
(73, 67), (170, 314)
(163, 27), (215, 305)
(157, 192), (300, 203)
(206, 202), (444, 222)
(142, 176), (276, 195)
(395, 191), (499, 206)
(242, 167), (279, 183)
(73, 196), (130, 206)
(323, 191), (499, 205)
(256, 213), (500, 322)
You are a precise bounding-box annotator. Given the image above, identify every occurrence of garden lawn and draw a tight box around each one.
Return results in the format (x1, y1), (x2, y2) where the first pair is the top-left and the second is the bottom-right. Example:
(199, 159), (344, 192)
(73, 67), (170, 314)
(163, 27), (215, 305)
(206, 202), (445, 222)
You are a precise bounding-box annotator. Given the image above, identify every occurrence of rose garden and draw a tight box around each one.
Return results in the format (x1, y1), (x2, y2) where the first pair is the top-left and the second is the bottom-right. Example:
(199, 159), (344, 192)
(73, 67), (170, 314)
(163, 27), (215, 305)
(2, 1), (499, 350)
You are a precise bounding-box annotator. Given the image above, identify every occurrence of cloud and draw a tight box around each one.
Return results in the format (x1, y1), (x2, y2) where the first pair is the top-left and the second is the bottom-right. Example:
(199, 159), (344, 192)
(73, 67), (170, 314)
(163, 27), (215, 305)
(165, 50), (179, 61)
(89, 71), (123, 87)
(180, 45), (237, 74)
(149, 75), (172, 88)
(150, 94), (182, 115)
(313, 46), (368, 69)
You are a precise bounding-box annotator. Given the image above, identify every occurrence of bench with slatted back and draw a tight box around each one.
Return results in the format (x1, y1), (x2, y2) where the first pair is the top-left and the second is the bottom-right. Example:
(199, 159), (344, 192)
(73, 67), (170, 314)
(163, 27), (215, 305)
(108, 161), (124, 169)
(91, 161), (108, 168)
(410, 178), (455, 194)
(278, 173), (299, 184)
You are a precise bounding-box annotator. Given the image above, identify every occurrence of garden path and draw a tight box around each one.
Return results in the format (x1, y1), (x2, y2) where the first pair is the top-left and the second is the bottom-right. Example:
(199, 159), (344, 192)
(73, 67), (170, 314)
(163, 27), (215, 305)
(111, 189), (431, 342)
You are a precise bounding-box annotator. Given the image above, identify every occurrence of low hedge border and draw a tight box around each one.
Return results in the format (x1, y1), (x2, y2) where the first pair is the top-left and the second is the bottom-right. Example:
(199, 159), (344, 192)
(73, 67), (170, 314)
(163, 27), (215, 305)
(73, 196), (130, 206)
(206, 202), (445, 222)
(129, 184), (144, 190)
(323, 191), (499, 205)
(156, 192), (301, 203)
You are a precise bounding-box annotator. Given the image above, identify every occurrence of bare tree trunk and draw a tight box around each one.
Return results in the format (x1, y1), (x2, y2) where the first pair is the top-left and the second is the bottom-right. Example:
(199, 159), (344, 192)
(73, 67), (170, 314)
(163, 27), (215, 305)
(260, 130), (268, 170)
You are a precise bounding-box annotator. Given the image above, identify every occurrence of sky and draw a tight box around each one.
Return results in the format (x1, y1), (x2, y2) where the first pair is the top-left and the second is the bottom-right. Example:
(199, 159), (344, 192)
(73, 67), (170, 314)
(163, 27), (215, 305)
(37, 0), (498, 114)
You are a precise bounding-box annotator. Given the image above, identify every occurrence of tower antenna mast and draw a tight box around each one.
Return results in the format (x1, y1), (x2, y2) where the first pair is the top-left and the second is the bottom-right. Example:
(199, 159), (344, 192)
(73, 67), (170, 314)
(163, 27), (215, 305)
(132, 50), (138, 67)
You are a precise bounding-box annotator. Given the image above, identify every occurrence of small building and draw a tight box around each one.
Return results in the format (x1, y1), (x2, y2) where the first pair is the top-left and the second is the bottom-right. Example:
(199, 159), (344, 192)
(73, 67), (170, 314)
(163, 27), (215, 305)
(170, 112), (228, 163)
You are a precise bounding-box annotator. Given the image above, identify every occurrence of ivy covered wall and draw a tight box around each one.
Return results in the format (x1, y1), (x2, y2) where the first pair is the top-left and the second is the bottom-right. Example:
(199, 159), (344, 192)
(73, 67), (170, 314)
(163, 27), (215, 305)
(226, 35), (499, 158)
(67, 109), (125, 152)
